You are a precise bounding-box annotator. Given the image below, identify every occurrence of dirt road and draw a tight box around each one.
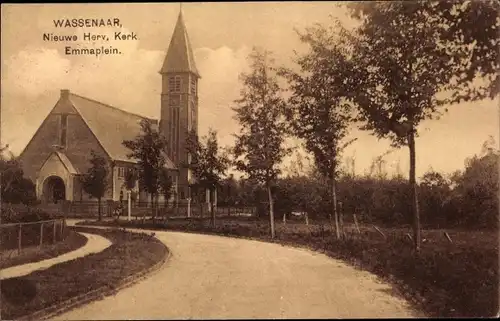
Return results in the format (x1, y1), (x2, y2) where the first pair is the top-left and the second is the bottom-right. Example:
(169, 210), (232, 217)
(56, 229), (417, 319)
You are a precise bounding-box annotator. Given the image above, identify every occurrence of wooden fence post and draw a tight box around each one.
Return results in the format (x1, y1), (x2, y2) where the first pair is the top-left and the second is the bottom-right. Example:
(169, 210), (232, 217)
(53, 220), (56, 243)
(18, 223), (22, 254)
(372, 225), (386, 240)
(353, 213), (361, 234)
(444, 231), (453, 243)
(39, 222), (44, 247)
(404, 233), (413, 245)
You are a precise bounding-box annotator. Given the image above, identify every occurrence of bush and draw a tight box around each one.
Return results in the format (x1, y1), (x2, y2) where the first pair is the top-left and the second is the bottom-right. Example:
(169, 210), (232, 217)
(0, 204), (60, 224)
(1, 158), (37, 205)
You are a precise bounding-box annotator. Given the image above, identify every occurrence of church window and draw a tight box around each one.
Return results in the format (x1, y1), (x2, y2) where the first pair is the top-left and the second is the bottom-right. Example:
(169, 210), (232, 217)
(168, 77), (175, 92)
(191, 78), (196, 95)
(169, 76), (182, 93)
(118, 167), (126, 178)
(60, 114), (68, 147)
(172, 108), (179, 162)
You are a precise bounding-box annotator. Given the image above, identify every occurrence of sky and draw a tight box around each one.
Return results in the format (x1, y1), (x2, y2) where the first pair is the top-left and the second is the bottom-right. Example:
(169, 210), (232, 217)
(1, 2), (498, 180)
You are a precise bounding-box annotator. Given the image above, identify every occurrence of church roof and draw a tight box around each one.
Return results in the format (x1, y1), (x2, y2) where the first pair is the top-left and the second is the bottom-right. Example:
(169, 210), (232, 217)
(160, 10), (200, 77)
(69, 93), (176, 169)
(55, 151), (79, 174)
(40, 151), (79, 174)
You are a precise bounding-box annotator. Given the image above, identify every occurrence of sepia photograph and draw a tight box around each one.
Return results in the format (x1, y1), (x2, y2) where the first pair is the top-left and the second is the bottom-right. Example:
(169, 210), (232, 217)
(0, 1), (498, 319)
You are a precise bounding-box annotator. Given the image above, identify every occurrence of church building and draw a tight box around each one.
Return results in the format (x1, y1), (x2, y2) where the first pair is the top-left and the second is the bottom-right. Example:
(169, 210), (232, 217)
(18, 10), (199, 204)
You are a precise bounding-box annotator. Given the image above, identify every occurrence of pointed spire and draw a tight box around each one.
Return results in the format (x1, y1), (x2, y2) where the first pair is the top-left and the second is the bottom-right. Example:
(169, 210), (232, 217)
(160, 6), (200, 77)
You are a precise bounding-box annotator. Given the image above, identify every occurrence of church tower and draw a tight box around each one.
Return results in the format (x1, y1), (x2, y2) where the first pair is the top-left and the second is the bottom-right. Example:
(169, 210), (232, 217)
(160, 8), (200, 200)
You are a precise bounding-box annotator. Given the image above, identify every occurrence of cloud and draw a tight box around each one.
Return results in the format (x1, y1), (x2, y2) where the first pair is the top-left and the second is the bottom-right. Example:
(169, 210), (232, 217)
(1, 42), (253, 157)
(3, 48), (71, 96)
(195, 45), (251, 144)
(2, 37), (498, 180)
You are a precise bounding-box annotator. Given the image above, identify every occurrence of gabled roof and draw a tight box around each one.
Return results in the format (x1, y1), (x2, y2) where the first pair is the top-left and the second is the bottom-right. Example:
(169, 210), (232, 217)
(56, 151), (79, 174)
(40, 151), (79, 175)
(160, 10), (200, 77)
(68, 93), (176, 170)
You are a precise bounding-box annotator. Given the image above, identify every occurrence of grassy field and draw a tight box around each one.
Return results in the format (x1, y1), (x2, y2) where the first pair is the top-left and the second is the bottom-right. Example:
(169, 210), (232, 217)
(0, 226), (168, 320)
(79, 217), (499, 318)
(0, 229), (88, 269)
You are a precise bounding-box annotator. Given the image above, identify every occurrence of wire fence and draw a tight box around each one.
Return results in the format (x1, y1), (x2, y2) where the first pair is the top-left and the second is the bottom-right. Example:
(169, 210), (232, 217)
(0, 218), (67, 254)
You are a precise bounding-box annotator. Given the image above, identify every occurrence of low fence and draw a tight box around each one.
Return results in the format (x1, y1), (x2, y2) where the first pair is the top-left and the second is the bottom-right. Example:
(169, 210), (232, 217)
(157, 204), (256, 218)
(0, 218), (67, 254)
(15, 201), (257, 219)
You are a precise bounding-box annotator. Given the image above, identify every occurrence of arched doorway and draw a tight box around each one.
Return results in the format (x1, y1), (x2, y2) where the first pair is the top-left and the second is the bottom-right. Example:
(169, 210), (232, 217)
(43, 176), (66, 204)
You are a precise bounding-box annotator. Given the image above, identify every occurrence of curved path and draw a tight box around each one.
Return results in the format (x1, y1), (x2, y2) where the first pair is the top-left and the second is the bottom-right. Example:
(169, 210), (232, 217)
(56, 226), (417, 319)
(0, 233), (112, 280)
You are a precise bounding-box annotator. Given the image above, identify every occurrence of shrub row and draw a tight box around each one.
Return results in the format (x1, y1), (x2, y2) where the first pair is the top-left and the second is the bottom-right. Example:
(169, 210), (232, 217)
(1, 204), (62, 224)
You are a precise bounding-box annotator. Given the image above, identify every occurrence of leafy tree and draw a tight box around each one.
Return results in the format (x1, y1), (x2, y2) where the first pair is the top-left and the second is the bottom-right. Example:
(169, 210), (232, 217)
(121, 167), (138, 218)
(186, 128), (229, 226)
(233, 48), (291, 238)
(455, 144), (499, 228)
(123, 119), (168, 221)
(333, 1), (499, 251)
(0, 156), (37, 205)
(219, 174), (238, 206)
(347, 1), (499, 102)
(426, 0), (500, 101)
(235, 178), (260, 207)
(281, 24), (357, 238)
(419, 170), (452, 228)
(275, 175), (323, 223)
(124, 167), (138, 191)
(81, 151), (109, 221)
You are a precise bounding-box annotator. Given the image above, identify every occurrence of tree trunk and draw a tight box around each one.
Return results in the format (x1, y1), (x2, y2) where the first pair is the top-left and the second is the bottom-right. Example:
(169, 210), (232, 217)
(98, 197), (102, 221)
(330, 178), (341, 239)
(127, 190), (131, 221)
(154, 194), (158, 224)
(151, 193), (156, 223)
(326, 179), (333, 227)
(155, 194), (159, 223)
(408, 130), (421, 252)
(267, 184), (275, 239)
(210, 188), (216, 228)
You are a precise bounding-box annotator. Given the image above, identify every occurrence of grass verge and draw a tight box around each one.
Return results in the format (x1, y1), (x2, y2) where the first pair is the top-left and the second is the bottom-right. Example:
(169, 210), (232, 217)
(0, 226), (168, 320)
(79, 218), (499, 318)
(0, 230), (88, 270)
